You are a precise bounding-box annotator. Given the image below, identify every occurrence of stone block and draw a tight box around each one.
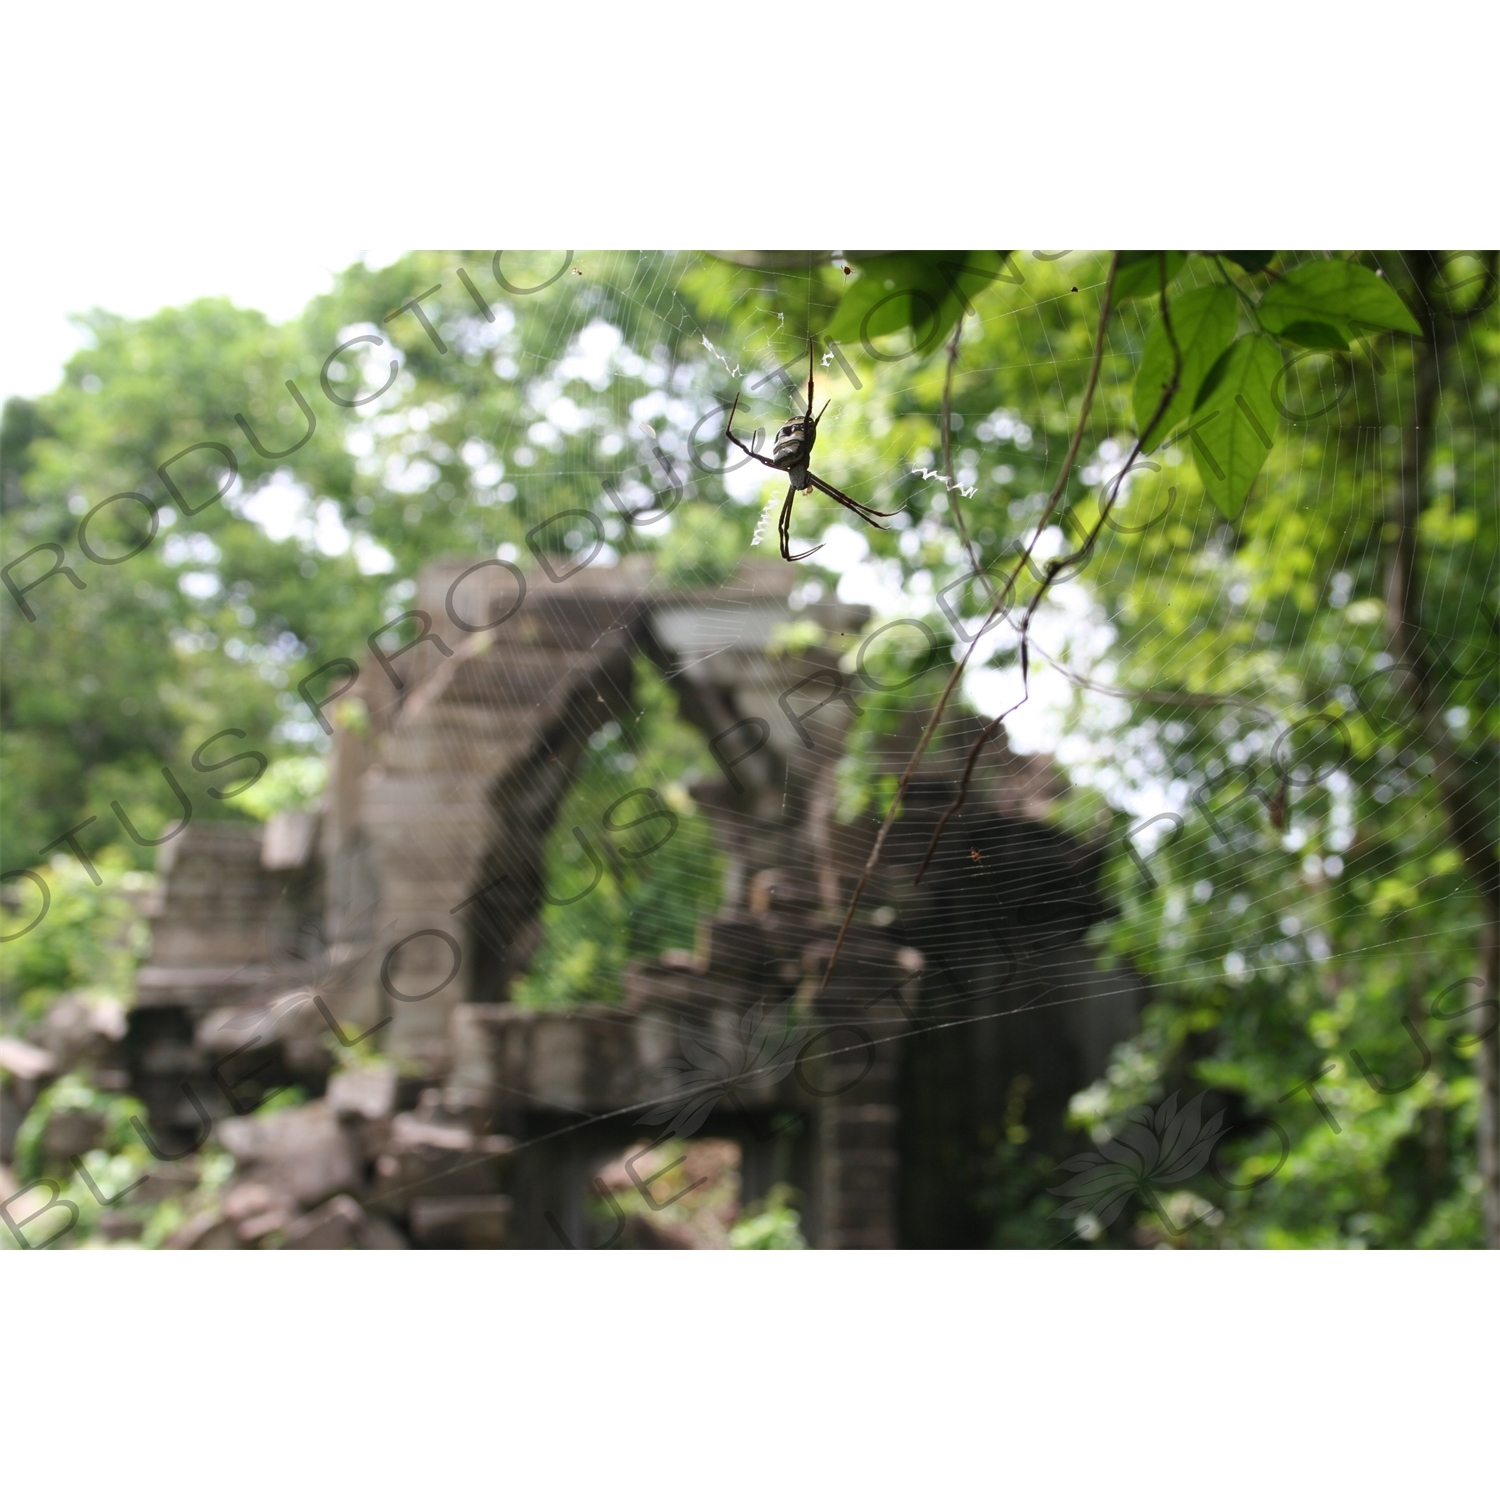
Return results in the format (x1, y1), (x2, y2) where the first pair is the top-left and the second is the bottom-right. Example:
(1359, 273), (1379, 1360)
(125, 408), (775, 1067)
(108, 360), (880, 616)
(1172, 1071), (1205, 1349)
(283, 1193), (408, 1250)
(40, 1109), (106, 1161)
(166, 1210), (240, 1249)
(223, 1179), (298, 1242)
(261, 811), (317, 870)
(327, 1065), (398, 1123)
(326, 1064), (399, 1162)
(34, 994), (126, 1073)
(0, 1036), (57, 1082)
(408, 1195), (510, 1248)
(216, 1100), (361, 1209)
(371, 1112), (513, 1214)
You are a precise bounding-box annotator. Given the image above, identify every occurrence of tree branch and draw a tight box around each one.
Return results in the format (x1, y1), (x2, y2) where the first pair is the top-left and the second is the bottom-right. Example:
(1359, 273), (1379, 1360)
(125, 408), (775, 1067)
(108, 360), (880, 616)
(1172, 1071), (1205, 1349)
(817, 255), (1123, 992)
(1381, 250), (1500, 1245)
(940, 312), (983, 576)
(910, 254), (1185, 884)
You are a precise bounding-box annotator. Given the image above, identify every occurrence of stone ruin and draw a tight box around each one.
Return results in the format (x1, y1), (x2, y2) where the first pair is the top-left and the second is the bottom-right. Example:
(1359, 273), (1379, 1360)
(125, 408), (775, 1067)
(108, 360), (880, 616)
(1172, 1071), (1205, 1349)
(50, 556), (1143, 1248)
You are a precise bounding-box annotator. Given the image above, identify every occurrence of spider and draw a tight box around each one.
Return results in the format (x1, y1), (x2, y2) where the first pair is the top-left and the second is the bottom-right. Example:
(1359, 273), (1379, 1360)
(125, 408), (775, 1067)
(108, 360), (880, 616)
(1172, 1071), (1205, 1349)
(724, 339), (897, 562)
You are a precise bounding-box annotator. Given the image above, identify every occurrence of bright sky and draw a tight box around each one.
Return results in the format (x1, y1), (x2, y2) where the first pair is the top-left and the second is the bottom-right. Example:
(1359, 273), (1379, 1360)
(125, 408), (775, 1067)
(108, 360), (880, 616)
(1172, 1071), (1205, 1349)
(0, 248), (393, 404)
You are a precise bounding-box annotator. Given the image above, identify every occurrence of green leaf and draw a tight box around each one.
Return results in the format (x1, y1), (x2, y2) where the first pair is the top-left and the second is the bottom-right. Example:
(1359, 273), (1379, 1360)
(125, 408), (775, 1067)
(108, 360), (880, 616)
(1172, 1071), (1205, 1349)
(1278, 320), (1348, 351)
(1180, 334), (1282, 517)
(824, 251), (1013, 357)
(1258, 260), (1422, 343)
(1132, 285), (1240, 447)
(826, 254), (940, 344)
(1114, 252), (1187, 300)
(1223, 251), (1275, 274)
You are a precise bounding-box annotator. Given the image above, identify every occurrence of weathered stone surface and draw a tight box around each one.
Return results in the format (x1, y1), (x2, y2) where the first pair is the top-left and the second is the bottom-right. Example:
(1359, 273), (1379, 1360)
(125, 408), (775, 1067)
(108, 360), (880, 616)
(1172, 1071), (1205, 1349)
(408, 1195), (510, 1249)
(166, 1210), (240, 1250)
(195, 995), (322, 1056)
(134, 823), (299, 1012)
(40, 1109), (106, 1160)
(34, 994), (126, 1074)
(283, 1194), (407, 1250)
(700, 916), (768, 980)
(216, 1100), (361, 1209)
(371, 1109), (514, 1215)
(621, 1215), (696, 1249)
(223, 1179), (297, 1242)
(325, 1064), (399, 1162)
(327, 1066), (398, 1123)
(0, 1036), (57, 1082)
(261, 811), (317, 871)
(130, 1161), (198, 1205)
(96, 1210), (140, 1243)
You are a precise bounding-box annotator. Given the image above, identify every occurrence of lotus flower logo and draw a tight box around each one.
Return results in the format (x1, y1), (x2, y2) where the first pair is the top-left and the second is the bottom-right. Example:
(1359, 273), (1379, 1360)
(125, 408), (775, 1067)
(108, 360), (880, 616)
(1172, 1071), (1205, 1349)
(637, 1001), (805, 1141)
(1050, 1091), (1230, 1238)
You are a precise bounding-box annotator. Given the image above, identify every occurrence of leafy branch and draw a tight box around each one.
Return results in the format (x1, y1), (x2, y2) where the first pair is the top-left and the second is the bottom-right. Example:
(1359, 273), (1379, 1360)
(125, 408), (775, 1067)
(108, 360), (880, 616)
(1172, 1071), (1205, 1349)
(816, 252), (1124, 991)
(817, 248), (1420, 976)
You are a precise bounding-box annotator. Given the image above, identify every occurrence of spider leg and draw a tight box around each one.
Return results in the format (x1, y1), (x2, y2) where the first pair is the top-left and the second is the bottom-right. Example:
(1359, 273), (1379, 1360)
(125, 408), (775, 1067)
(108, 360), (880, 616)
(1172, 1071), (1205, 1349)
(806, 471), (902, 524)
(805, 337), (816, 418)
(724, 393), (780, 469)
(779, 482), (822, 562)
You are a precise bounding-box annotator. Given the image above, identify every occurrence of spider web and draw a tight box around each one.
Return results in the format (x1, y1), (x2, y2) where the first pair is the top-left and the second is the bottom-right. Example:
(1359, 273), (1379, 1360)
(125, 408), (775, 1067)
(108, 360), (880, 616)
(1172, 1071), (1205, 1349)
(220, 251), (1500, 1231)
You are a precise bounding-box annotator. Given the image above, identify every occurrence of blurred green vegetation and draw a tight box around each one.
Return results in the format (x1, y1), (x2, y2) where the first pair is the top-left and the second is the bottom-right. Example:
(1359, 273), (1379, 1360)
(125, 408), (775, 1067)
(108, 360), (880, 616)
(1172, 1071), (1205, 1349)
(729, 1184), (808, 1249)
(0, 853), (149, 1027)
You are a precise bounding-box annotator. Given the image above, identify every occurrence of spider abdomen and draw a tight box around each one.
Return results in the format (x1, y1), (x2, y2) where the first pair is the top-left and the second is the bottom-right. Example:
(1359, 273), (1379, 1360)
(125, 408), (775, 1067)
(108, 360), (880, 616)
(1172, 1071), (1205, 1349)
(772, 417), (814, 471)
